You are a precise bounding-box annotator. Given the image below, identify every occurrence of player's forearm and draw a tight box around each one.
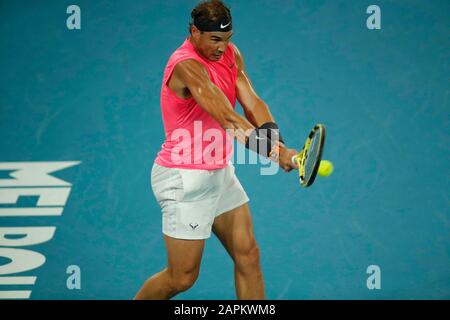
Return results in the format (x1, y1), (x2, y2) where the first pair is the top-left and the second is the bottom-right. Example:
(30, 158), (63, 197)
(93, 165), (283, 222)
(193, 84), (255, 143)
(222, 109), (256, 144)
(243, 99), (275, 128)
(244, 99), (287, 148)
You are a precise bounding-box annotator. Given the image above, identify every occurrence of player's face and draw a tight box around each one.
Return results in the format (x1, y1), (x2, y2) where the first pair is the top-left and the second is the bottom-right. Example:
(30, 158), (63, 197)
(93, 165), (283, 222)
(191, 27), (233, 61)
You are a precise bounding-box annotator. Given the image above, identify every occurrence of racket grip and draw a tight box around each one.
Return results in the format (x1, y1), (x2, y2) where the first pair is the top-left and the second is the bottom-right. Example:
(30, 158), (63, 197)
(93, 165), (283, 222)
(291, 149), (305, 165)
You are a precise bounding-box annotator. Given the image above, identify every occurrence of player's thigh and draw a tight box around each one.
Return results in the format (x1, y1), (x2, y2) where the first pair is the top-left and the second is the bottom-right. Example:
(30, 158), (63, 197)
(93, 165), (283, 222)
(164, 234), (205, 276)
(212, 203), (258, 260)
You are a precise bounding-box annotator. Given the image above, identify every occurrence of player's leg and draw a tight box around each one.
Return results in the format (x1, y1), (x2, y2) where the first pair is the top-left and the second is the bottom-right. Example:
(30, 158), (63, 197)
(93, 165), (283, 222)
(136, 163), (221, 299)
(212, 202), (265, 299)
(134, 235), (205, 300)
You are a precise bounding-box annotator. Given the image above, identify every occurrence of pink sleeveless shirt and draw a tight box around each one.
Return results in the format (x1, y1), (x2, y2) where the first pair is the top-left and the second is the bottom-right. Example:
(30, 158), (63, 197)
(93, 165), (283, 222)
(154, 37), (237, 170)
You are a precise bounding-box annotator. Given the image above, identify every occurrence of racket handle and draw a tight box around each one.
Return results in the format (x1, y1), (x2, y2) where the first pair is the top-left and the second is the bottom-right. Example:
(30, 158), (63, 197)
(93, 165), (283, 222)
(291, 149), (304, 165)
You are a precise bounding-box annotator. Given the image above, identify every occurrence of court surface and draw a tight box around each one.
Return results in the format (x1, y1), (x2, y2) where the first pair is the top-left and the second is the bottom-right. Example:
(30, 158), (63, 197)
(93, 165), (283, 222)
(0, 0), (449, 299)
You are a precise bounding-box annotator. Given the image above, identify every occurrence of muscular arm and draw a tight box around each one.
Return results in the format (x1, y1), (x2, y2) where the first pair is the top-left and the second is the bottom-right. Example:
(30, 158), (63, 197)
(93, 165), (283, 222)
(172, 51), (298, 171)
(173, 59), (254, 144)
(233, 44), (300, 171)
(234, 45), (276, 128)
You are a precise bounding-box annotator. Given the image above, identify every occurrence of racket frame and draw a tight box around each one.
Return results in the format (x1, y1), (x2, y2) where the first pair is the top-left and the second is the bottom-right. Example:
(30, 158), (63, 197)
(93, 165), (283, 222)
(296, 124), (326, 187)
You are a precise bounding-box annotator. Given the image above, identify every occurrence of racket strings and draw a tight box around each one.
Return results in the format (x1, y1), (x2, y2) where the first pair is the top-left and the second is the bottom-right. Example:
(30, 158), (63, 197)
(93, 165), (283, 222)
(293, 124), (326, 187)
(305, 134), (319, 179)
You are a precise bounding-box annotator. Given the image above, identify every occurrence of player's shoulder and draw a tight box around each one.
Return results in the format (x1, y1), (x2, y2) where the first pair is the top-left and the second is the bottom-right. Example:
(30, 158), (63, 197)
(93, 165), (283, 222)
(230, 43), (244, 70)
(173, 58), (209, 83)
(230, 43), (242, 59)
(176, 58), (204, 69)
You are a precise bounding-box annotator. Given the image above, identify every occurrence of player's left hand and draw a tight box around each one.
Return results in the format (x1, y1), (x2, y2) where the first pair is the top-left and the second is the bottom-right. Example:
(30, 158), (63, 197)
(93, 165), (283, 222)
(279, 145), (299, 172)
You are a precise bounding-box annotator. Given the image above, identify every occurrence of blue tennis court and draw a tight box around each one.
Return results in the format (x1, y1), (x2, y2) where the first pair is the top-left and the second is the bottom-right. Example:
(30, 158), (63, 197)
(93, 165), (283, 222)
(0, 0), (449, 299)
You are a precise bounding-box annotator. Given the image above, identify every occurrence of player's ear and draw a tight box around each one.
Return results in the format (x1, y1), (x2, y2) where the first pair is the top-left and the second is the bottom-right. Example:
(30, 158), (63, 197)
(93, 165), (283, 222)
(191, 25), (200, 39)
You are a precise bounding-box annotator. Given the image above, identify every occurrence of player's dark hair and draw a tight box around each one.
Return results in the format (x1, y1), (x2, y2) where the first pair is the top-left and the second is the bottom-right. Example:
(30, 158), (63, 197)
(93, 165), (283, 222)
(189, 0), (232, 34)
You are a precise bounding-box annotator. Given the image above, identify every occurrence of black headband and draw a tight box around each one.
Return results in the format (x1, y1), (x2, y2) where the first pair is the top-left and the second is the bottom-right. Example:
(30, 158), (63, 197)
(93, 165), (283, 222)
(193, 18), (232, 32)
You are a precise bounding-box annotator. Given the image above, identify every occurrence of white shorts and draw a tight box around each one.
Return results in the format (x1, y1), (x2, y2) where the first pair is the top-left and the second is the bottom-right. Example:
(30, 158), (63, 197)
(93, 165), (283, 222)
(150, 162), (250, 240)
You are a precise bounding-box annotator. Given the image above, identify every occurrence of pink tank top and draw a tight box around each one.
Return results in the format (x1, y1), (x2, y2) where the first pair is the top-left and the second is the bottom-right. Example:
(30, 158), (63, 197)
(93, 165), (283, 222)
(154, 37), (237, 170)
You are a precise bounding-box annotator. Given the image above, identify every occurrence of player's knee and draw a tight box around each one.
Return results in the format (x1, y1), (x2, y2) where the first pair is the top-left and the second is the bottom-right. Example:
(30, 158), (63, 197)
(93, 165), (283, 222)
(169, 270), (199, 293)
(234, 240), (261, 273)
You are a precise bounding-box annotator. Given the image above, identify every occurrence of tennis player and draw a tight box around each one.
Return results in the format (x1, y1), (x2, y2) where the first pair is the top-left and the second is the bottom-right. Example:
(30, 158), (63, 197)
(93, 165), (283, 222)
(135, 0), (299, 300)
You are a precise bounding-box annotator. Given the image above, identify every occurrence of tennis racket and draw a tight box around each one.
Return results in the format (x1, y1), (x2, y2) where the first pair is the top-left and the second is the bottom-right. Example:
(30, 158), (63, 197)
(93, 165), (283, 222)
(291, 124), (326, 187)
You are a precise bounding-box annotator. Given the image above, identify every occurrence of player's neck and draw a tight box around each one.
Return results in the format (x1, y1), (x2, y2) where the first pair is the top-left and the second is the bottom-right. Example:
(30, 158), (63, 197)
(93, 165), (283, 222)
(188, 36), (203, 59)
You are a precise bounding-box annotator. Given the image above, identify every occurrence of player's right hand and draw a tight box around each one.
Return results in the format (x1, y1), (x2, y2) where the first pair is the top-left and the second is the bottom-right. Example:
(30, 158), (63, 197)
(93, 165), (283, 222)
(279, 146), (299, 172)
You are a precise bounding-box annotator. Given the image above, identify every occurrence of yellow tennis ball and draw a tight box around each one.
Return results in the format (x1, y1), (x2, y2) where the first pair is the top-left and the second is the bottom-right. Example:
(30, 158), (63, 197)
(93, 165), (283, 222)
(318, 160), (333, 177)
